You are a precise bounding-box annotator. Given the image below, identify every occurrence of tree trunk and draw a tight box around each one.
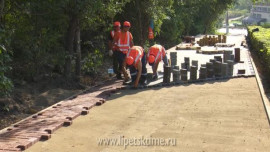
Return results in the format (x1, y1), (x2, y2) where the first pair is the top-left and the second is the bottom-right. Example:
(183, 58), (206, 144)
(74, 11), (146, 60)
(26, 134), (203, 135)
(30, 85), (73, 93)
(136, 0), (144, 46)
(64, 16), (78, 78)
(75, 23), (81, 78)
(0, 0), (4, 24)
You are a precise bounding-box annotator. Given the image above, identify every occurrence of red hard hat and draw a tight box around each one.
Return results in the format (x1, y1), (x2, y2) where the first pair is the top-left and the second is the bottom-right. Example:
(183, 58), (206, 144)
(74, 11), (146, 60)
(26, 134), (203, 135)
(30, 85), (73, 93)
(148, 55), (155, 64)
(126, 56), (134, 65)
(114, 21), (121, 27)
(124, 21), (131, 27)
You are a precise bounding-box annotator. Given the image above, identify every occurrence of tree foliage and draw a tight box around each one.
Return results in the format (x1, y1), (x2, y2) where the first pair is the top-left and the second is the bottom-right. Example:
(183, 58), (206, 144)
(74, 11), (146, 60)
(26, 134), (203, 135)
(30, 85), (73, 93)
(0, 0), (238, 96)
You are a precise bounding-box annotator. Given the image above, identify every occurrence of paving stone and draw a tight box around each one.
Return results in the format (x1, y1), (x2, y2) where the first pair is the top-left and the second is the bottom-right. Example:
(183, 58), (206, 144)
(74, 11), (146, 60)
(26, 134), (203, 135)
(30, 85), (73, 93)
(191, 60), (198, 70)
(214, 56), (222, 62)
(163, 66), (172, 83)
(170, 52), (177, 66)
(190, 66), (197, 80)
(214, 61), (222, 77)
(223, 50), (233, 63)
(234, 48), (240, 62)
(172, 69), (180, 82)
(184, 57), (190, 70)
(221, 63), (228, 77)
(199, 67), (207, 79)
(180, 69), (188, 81)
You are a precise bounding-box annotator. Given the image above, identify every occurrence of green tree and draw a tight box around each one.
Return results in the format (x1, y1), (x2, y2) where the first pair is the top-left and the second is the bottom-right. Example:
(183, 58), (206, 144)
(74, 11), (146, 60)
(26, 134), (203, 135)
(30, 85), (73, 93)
(1, 0), (129, 80)
(115, 0), (173, 46)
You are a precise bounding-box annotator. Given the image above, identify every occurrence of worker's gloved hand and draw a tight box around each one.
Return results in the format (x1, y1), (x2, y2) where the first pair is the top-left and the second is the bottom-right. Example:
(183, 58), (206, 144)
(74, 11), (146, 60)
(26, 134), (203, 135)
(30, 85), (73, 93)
(109, 50), (113, 56)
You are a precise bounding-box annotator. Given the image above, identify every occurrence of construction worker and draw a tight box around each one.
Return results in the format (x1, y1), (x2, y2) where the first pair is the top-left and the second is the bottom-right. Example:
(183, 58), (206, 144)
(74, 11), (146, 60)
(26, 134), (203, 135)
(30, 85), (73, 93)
(113, 21), (134, 81)
(147, 44), (169, 80)
(108, 21), (121, 79)
(123, 46), (147, 88)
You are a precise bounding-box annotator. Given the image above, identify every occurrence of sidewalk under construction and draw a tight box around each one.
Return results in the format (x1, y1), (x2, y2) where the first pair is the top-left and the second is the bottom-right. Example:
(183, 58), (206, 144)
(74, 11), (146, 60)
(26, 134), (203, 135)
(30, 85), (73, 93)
(26, 77), (270, 152)
(1, 31), (270, 152)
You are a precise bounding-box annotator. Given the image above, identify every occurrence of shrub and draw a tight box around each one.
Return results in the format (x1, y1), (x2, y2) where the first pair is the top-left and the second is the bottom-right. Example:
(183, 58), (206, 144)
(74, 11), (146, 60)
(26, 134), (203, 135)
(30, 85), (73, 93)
(248, 26), (270, 77)
(0, 45), (13, 97)
(82, 49), (103, 76)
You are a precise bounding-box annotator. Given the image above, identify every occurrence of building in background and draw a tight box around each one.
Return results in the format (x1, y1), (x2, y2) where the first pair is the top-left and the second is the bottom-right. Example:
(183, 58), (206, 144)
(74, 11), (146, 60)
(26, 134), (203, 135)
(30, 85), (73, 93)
(243, 2), (270, 25)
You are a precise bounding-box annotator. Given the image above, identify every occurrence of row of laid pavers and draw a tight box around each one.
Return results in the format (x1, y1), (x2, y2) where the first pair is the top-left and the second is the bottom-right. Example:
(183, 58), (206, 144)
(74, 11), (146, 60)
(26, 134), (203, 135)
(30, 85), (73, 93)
(0, 80), (124, 152)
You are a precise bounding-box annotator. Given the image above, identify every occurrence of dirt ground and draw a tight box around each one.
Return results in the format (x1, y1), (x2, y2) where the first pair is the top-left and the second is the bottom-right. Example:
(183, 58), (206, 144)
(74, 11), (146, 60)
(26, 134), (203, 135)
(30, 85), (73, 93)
(0, 60), (113, 130)
(27, 77), (270, 152)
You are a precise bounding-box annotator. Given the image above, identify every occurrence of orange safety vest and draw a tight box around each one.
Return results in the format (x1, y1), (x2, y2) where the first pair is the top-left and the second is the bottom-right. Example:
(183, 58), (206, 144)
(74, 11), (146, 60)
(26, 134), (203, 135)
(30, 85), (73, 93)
(110, 30), (120, 51)
(127, 46), (144, 68)
(116, 31), (132, 54)
(148, 44), (166, 63)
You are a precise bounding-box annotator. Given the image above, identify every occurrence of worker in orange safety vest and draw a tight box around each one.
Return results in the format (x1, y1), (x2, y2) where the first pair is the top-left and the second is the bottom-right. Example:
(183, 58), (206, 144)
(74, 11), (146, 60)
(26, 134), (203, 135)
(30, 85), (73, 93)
(113, 21), (134, 80)
(108, 21), (121, 79)
(123, 46), (147, 88)
(147, 44), (169, 80)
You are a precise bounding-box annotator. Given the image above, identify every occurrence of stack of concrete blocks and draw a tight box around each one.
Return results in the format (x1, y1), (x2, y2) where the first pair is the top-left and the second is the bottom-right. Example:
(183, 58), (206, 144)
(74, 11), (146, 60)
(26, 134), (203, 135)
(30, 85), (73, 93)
(223, 50), (233, 63)
(170, 52), (177, 67)
(172, 69), (180, 82)
(190, 66), (197, 80)
(234, 48), (240, 62)
(163, 66), (171, 83)
(209, 59), (216, 65)
(206, 62), (214, 78)
(180, 69), (188, 81)
(227, 60), (234, 76)
(181, 63), (186, 69)
(214, 56), (222, 63)
(184, 57), (190, 71)
(199, 67), (207, 79)
(201, 64), (206, 68)
(230, 54), (235, 61)
(174, 65), (180, 70)
(221, 63), (228, 77)
(172, 66), (180, 82)
(214, 61), (222, 77)
(191, 60), (198, 70)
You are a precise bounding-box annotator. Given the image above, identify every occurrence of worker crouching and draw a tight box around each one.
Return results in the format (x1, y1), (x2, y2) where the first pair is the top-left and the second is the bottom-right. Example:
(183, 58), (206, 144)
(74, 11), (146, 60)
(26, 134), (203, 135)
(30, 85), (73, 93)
(147, 44), (169, 80)
(123, 46), (147, 88)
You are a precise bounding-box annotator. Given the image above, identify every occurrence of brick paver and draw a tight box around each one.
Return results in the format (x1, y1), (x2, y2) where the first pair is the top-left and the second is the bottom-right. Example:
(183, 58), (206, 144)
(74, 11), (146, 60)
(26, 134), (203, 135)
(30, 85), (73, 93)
(0, 80), (123, 151)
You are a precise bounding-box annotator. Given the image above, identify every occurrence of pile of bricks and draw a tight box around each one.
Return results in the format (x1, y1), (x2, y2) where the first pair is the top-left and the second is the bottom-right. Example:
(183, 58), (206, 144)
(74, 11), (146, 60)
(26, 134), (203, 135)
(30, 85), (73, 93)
(197, 35), (226, 46)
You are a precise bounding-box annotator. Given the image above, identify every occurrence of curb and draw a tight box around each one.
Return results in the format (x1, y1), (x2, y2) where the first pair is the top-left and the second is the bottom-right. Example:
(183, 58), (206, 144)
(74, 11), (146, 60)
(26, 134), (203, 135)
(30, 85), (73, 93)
(248, 51), (270, 126)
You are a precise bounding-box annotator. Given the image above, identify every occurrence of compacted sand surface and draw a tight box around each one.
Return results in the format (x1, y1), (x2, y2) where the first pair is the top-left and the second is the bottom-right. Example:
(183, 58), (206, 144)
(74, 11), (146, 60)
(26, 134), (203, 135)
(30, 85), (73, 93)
(27, 78), (270, 152)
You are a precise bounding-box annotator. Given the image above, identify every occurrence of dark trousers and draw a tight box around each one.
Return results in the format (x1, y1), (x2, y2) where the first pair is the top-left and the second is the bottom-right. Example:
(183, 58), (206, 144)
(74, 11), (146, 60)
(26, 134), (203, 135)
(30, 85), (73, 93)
(115, 51), (126, 70)
(115, 51), (126, 76)
(113, 51), (120, 75)
(130, 53), (147, 83)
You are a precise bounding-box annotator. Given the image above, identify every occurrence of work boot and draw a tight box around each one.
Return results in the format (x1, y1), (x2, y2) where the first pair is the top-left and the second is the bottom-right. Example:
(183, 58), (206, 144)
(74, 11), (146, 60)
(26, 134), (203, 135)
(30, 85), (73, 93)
(139, 79), (147, 86)
(122, 77), (131, 85)
(152, 74), (158, 80)
(123, 80), (133, 85)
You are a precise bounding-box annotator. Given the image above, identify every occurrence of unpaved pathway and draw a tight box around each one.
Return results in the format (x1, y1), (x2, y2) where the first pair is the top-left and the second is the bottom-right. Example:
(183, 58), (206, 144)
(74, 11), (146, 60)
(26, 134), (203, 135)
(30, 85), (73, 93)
(27, 78), (270, 152)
